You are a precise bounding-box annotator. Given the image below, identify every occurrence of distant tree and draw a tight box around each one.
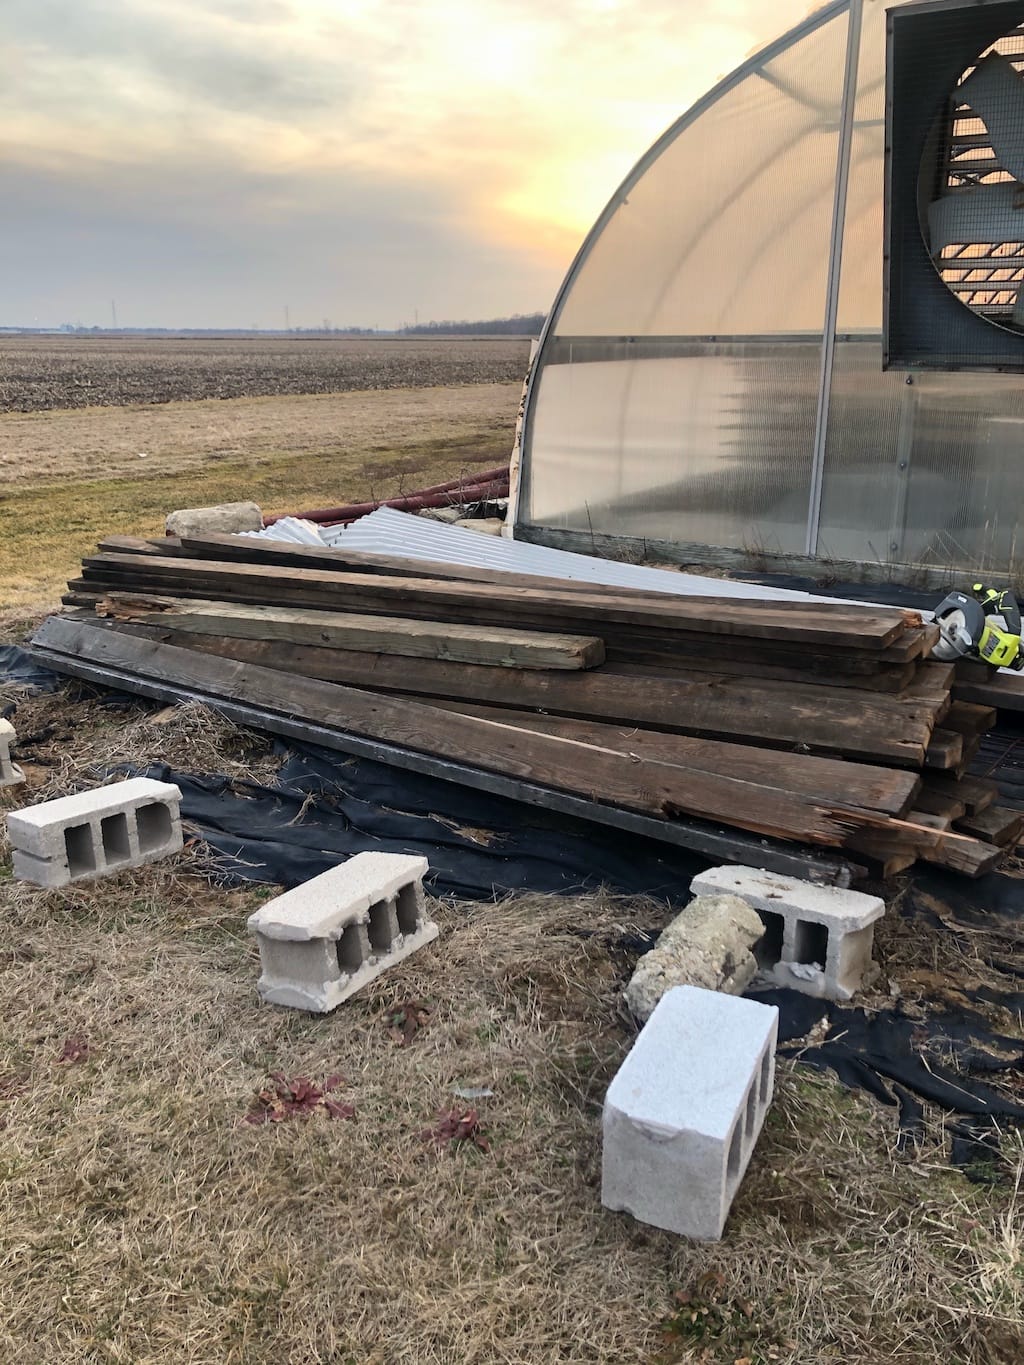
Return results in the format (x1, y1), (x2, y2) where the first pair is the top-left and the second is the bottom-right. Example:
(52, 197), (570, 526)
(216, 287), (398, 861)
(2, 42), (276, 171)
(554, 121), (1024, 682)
(399, 313), (545, 337)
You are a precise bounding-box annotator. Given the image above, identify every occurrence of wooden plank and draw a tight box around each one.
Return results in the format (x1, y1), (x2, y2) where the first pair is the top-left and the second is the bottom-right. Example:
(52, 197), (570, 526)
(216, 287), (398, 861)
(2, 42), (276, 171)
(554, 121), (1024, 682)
(175, 535), (925, 627)
(30, 617), (922, 843)
(93, 594), (606, 671)
(76, 565), (923, 683)
(953, 673), (1024, 714)
(924, 729), (964, 770)
(921, 837), (1005, 877)
(954, 805), (1024, 848)
(423, 702), (924, 807)
(26, 641), (863, 886)
(77, 553), (913, 648)
(911, 788), (967, 823)
(96, 535), (186, 556)
(918, 773), (999, 816)
(941, 700), (997, 737)
(92, 620), (941, 766)
(60, 589), (923, 691)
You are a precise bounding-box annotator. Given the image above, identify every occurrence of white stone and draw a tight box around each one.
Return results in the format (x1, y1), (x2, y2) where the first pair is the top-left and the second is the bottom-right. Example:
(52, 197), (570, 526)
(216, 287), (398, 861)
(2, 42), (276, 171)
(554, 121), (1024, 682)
(454, 517), (505, 536)
(247, 852), (436, 1012)
(690, 865), (885, 1001)
(602, 985), (778, 1241)
(0, 719), (25, 789)
(165, 501), (263, 538)
(6, 777), (183, 887)
(625, 894), (765, 1022)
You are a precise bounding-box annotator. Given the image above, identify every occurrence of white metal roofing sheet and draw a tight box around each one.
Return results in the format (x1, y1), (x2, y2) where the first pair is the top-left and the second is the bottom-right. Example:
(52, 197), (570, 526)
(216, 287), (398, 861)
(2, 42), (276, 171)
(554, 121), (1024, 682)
(321, 508), (835, 604)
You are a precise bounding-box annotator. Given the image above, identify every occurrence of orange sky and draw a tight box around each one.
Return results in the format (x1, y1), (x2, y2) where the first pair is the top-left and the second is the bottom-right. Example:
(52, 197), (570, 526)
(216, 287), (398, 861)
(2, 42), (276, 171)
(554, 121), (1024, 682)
(1, 0), (814, 327)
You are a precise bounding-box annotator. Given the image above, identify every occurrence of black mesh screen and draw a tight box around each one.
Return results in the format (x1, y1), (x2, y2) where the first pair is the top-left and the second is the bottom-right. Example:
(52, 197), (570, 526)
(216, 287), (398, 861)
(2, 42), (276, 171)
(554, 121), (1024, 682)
(885, 0), (1024, 370)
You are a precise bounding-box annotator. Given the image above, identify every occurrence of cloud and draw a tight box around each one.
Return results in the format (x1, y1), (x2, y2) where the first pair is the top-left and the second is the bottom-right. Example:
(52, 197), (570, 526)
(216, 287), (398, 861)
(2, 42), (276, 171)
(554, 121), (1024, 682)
(0, 0), (813, 326)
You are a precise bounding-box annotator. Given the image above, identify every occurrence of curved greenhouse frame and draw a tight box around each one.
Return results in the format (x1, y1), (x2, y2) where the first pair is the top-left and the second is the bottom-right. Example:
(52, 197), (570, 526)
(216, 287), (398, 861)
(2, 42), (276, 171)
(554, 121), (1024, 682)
(512, 0), (1024, 582)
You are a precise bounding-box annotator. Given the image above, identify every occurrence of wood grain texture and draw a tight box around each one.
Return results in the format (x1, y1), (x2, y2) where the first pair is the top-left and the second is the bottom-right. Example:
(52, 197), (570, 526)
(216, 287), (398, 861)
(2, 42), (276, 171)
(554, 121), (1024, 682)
(32, 617), (920, 846)
(88, 620), (940, 765)
(93, 594), (605, 671)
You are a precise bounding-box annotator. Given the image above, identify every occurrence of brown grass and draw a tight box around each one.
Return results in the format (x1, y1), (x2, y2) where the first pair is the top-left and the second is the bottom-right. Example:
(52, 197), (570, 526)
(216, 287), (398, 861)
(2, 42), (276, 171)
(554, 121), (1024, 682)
(0, 381), (520, 615)
(0, 682), (1022, 1363)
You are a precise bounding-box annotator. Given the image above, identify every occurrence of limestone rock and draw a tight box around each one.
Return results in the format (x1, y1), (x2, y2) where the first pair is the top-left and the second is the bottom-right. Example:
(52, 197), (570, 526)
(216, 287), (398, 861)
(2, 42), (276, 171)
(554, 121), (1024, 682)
(165, 501), (262, 537)
(625, 894), (765, 1022)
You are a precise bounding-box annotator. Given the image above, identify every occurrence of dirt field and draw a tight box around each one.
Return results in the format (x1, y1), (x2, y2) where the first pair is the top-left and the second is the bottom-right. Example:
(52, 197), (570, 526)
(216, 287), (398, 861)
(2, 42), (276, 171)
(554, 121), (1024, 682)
(0, 335), (532, 412)
(1, 341), (523, 615)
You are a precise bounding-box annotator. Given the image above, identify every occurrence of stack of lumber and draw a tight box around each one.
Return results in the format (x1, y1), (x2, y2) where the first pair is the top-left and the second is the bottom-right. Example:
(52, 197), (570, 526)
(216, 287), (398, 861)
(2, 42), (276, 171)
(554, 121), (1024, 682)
(29, 530), (1024, 884)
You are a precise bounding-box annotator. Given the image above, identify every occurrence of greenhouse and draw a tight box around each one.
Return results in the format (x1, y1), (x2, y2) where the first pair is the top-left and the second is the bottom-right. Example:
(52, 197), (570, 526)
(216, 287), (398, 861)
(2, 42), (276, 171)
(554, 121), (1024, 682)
(513, 0), (1024, 583)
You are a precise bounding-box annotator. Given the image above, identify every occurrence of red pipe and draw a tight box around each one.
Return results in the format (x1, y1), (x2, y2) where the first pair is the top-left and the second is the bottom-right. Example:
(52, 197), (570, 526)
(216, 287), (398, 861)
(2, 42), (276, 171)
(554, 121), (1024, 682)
(264, 465), (509, 527)
(322, 477), (509, 527)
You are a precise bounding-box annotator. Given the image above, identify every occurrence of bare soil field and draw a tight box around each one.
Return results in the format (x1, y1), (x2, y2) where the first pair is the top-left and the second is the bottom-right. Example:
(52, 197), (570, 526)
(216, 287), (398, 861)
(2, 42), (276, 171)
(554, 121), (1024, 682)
(1, 343), (522, 614)
(0, 335), (532, 412)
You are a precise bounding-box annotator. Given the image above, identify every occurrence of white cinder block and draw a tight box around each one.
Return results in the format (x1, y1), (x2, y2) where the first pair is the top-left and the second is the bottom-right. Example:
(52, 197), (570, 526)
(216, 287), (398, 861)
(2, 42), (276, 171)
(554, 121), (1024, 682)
(0, 718), (25, 789)
(247, 852), (436, 1011)
(690, 865), (885, 1000)
(602, 985), (778, 1241)
(6, 777), (183, 887)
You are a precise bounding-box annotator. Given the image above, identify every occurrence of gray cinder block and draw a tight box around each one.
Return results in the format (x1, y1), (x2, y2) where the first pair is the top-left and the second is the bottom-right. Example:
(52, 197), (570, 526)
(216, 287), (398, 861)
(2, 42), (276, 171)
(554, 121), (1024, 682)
(6, 777), (183, 887)
(602, 985), (778, 1241)
(690, 865), (885, 1001)
(246, 852), (436, 1012)
(0, 719), (25, 789)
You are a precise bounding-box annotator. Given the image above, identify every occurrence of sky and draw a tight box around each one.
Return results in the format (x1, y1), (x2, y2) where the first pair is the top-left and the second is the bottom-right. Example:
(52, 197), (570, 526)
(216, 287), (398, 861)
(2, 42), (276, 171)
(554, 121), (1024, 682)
(2, 0), (811, 329)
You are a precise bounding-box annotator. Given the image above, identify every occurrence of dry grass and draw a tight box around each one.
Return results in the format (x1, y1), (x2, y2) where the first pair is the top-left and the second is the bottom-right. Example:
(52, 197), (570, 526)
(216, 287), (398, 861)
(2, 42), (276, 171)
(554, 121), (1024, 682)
(0, 381), (520, 615)
(0, 682), (1022, 1363)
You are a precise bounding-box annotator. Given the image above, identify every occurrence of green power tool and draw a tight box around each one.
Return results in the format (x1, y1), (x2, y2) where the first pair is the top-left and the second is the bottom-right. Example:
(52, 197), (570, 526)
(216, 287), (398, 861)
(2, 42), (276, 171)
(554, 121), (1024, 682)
(932, 582), (1024, 669)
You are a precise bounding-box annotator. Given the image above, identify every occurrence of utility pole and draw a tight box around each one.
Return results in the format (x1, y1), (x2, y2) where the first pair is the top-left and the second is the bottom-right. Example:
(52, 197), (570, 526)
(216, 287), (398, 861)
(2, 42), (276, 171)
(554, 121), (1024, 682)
(284, 304), (290, 332)
(111, 299), (118, 330)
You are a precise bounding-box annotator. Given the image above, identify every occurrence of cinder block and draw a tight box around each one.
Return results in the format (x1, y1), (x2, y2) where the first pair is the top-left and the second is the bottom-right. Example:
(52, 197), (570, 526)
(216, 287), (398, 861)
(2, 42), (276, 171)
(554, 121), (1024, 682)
(690, 865), (885, 1000)
(246, 851), (437, 1011)
(0, 718), (25, 789)
(6, 778), (183, 887)
(602, 985), (778, 1241)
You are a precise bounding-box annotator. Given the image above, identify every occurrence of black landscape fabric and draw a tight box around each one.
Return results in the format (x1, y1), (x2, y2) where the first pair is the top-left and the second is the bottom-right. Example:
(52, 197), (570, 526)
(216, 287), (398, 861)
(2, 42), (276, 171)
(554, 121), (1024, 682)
(141, 742), (709, 900)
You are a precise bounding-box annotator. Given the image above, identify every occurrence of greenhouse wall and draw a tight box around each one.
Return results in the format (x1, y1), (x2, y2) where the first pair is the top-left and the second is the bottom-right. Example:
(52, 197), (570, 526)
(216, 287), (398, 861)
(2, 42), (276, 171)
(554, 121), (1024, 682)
(514, 0), (1024, 583)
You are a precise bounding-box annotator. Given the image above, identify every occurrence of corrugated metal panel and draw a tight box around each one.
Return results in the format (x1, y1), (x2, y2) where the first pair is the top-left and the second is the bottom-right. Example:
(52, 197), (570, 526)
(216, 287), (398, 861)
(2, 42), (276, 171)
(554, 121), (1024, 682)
(322, 508), (836, 604)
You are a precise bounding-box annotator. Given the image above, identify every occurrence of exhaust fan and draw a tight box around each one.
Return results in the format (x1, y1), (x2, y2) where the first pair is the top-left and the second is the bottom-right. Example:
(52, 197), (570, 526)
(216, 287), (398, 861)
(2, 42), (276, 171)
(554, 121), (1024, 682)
(885, 0), (1024, 369)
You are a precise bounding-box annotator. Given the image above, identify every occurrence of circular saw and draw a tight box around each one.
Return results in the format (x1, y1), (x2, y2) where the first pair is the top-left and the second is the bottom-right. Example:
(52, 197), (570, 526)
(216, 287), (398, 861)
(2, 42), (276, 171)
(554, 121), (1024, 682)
(932, 582), (1024, 669)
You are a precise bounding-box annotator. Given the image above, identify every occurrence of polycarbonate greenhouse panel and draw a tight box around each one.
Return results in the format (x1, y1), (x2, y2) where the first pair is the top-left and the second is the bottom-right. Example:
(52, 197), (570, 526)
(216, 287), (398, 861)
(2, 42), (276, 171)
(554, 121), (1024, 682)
(517, 0), (1024, 579)
(834, 0), (887, 332)
(526, 342), (823, 553)
(552, 5), (850, 337)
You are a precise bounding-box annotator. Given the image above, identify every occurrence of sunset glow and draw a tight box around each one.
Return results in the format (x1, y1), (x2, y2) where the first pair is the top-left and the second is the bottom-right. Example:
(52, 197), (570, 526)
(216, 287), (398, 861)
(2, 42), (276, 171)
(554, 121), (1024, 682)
(1, 0), (812, 327)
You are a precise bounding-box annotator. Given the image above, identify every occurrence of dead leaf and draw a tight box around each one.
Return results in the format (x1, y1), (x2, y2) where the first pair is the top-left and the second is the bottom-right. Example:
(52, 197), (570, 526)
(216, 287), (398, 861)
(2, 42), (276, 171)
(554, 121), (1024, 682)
(57, 1035), (90, 1064)
(420, 1106), (489, 1153)
(243, 1071), (355, 1125)
(387, 1000), (431, 1046)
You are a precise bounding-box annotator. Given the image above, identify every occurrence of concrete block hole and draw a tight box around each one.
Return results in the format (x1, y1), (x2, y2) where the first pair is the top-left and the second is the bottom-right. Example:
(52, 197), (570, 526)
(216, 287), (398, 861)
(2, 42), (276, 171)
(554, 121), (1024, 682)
(759, 1051), (771, 1104)
(727, 1123), (742, 1179)
(100, 812), (131, 865)
(744, 1086), (756, 1138)
(396, 884), (420, 935)
(137, 802), (173, 853)
(793, 919), (829, 968)
(367, 898), (396, 952)
(337, 923), (365, 973)
(64, 824), (96, 877)
(754, 910), (785, 967)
